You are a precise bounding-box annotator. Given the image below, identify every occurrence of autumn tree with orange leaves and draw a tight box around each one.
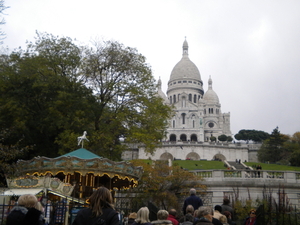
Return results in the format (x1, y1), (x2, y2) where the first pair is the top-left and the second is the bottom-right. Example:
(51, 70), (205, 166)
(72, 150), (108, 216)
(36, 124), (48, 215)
(129, 159), (206, 212)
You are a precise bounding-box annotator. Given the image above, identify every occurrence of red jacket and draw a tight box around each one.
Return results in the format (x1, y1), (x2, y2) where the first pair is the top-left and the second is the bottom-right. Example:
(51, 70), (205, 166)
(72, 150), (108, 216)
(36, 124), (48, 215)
(167, 215), (178, 225)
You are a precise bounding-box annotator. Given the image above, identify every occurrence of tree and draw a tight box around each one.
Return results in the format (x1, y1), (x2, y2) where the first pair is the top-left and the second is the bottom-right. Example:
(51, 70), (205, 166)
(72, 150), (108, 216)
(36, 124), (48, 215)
(210, 136), (216, 142)
(235, 129), (269, 143)
(257, 127), (289, 163)
(0, 128), (31, 185)
(80, 40), (173, 156)
(287, 132), (300, 166)
(227, 136), (233, 142)
(0, 33), (173, 163)
(0, 0), (9, 43)
(0, 32), (97, 159)
(218, 134), (227, 142)
(129, 160), (205, 211)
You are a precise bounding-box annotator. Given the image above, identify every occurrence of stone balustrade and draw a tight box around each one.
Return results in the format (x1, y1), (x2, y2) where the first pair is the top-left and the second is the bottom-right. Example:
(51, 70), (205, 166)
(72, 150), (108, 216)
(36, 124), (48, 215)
(191, 169), (300, 187)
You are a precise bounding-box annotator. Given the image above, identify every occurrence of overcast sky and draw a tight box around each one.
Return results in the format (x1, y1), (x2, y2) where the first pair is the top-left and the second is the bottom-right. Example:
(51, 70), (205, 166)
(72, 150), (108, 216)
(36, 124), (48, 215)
(2, 0), (300, 136)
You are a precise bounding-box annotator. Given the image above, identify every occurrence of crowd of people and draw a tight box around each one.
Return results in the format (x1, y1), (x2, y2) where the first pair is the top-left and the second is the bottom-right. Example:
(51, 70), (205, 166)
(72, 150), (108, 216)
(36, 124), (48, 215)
(122, 188), (255, 225)
(4, 187), (257, 225)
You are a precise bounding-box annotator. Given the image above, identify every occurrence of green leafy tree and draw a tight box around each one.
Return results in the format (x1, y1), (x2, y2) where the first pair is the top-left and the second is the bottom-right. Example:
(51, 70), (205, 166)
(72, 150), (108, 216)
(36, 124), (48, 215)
(80, 40), (173, 156)
(235, 129), (269, 143)
(0, 32), (96, 158)
(210, 136), (216, 142)
(227, 136), (233, 142)
(257, 127), (289, 163)
(218, 134), (227, 142)
(0, 128), (31, 185)
(287, 132), (300, 166)
(0, 33), (173, 162)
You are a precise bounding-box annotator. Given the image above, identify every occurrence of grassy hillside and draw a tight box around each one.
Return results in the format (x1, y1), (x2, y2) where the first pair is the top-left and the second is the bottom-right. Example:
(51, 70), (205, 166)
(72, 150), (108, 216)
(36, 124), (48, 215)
(172, 160), (226, 170)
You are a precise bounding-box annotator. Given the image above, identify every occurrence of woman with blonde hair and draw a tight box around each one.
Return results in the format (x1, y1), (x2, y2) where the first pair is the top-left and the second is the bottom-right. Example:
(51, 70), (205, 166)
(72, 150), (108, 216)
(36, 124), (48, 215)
(6, 194), (43, 225)
(132, 207), (152, 225)
(151, 209), (171, 225)
(72, 186), (119, 225)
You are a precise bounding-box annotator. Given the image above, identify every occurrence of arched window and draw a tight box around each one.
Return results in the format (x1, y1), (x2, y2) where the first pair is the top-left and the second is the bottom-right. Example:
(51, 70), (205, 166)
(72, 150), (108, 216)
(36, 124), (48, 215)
(180, 134), (187, 141)
(170, 134), (176, 142)
(173, 120), (175, 128)
(194, 94), (197, 103)
(182, 113), (186, 124)
(191, 134), (197, 142)
(189, 94), (192, 101)
(173, 95), (176, 103)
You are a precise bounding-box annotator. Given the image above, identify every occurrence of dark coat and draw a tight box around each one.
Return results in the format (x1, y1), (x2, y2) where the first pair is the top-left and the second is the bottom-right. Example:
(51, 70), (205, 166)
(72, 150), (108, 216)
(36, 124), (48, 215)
(211, 218), (222, 225)
(183, 194), (203, 214)
(194, 217), (213, 225)
(128, 218), (136, 225)
(72, 207), (119, 225)
(131, 222), (152, 225)
(6, 206), (43, 225)
(221, 205), (234, 219)
(179, 213), (194, 223)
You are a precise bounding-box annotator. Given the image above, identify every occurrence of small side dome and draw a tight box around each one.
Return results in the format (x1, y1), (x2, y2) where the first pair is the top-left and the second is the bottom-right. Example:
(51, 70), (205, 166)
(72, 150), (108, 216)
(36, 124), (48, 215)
(203, 76), (219, 103)
(157, 77), (168, 102)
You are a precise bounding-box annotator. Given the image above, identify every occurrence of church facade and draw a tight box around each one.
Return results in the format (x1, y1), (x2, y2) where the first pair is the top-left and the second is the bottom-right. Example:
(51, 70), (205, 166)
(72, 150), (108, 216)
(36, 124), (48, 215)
(157, 39), (231, 143)
(122, 39), (250, 162)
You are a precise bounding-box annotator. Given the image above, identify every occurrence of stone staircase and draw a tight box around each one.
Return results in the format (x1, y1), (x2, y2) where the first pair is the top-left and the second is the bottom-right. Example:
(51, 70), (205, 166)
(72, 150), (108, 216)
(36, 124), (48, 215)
(227, 161), (247, 170)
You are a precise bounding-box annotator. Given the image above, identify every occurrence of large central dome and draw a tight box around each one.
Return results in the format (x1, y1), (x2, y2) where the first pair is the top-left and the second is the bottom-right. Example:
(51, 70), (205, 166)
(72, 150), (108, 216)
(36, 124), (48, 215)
(167, 39), (203, 96)
(169, 39), (202, 82)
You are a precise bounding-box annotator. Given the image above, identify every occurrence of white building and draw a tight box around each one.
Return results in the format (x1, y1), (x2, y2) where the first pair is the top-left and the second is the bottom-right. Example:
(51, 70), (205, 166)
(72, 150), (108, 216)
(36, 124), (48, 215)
(158, 39), (231, 143)
(123, 39), (249, 162)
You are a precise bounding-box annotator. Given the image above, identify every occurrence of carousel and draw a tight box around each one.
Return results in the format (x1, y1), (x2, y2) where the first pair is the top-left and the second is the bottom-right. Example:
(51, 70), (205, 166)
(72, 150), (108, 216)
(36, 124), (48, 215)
(2, 146), (143, 203)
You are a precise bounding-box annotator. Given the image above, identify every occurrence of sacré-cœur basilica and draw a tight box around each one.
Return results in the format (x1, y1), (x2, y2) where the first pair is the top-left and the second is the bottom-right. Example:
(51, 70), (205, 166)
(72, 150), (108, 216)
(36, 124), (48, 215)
(122, 39), (253, 162)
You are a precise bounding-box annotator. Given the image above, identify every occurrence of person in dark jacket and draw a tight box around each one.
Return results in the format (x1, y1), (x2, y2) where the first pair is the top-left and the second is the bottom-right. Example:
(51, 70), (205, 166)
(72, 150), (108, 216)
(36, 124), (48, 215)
(179, 205), (194, 224)
(183, 189), (203, 215)
(72, 186), (119, 225)
(221, 199), (234, 221)
(128, 212), (137, 225)
(6, 194), (43, 225)
(243, 209), (257, 225)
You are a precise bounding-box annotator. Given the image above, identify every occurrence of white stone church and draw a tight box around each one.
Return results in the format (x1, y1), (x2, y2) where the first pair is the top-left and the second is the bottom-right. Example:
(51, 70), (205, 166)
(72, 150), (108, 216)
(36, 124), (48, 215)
(122, 39), (253, 162)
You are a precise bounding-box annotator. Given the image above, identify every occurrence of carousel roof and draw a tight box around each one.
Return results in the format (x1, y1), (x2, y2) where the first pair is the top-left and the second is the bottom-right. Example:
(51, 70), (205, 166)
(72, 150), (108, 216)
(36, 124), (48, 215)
(16, 148), (143, 181)
(56, 148), (102, 159)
